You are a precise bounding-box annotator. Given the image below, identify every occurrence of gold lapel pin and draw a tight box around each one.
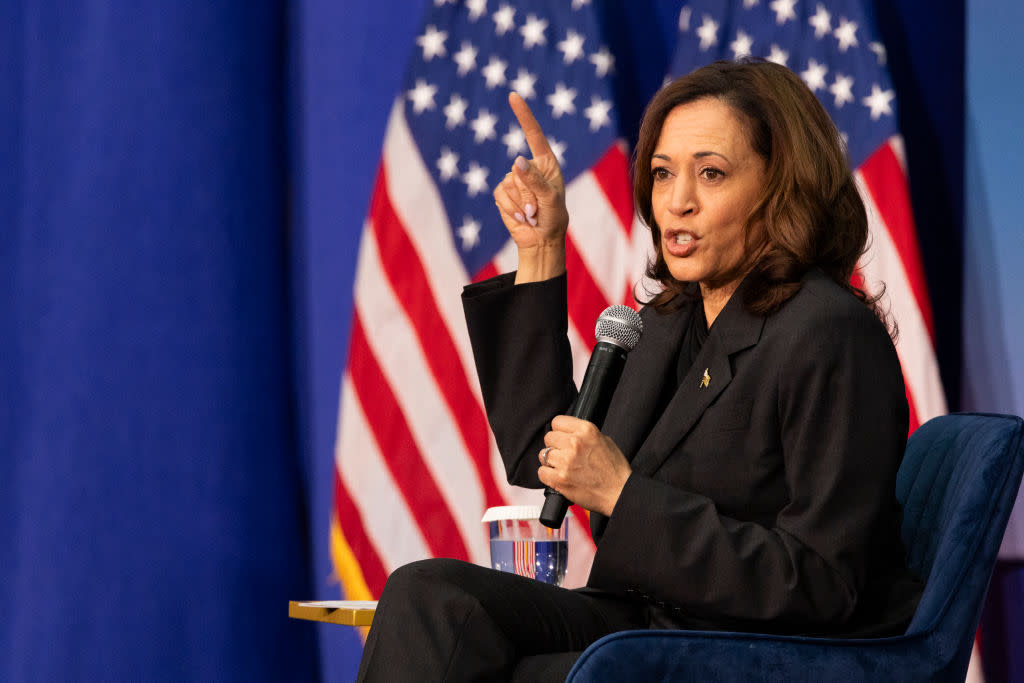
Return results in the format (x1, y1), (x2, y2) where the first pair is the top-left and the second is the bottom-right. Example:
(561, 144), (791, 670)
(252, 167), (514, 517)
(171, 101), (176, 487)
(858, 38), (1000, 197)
(700, 368), (711, 389)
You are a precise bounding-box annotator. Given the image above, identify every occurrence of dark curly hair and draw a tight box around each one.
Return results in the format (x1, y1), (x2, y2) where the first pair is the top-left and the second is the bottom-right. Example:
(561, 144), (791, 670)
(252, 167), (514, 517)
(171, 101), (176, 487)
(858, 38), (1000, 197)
(634, 59), (889, 330)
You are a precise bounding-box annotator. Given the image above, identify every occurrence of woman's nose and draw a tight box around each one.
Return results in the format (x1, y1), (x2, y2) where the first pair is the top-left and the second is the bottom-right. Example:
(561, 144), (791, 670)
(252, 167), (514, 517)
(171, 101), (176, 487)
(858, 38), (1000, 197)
(668, 175), (697, 215)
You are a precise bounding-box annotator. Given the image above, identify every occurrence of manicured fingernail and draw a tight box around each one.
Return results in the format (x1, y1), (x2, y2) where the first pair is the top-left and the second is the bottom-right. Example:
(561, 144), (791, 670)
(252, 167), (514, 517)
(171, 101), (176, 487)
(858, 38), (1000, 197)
(525, 203), (536, 218)
(527, 215), (538, 227)
(514, 212), (525, 223)
(515, 156), (529, 171)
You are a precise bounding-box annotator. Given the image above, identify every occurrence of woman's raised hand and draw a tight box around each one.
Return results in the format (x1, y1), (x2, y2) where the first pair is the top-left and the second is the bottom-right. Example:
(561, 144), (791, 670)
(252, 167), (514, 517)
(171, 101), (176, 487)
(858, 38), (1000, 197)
(493, 92), (569, 283)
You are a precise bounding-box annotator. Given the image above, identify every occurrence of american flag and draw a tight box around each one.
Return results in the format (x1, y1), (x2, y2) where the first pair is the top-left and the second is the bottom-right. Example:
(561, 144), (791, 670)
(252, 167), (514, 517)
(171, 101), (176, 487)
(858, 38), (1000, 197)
(330, 0), (638, 600)
(671, 0), (946, 432)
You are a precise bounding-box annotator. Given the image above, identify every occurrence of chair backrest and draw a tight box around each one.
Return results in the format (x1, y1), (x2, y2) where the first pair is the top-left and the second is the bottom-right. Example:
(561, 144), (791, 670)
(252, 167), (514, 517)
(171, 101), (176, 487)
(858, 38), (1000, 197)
(895, 413), (1024, 645)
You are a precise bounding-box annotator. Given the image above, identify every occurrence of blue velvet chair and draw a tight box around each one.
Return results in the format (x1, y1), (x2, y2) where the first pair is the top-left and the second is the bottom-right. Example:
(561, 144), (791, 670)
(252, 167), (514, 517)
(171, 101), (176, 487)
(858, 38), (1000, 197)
(566, 413), (1024, 682)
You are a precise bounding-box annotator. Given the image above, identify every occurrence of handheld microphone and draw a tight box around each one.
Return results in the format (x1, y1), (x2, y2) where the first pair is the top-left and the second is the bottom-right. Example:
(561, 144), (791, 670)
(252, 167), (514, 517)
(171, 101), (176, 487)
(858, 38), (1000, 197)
(539, 304), (643, 528)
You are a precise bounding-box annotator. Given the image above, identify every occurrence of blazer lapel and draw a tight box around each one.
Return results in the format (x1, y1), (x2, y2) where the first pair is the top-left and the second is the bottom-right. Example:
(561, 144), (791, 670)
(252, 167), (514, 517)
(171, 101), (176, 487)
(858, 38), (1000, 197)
(599, 299), (694, 464)
(591, 300), (692, 540)
(630, 286), (765, 476)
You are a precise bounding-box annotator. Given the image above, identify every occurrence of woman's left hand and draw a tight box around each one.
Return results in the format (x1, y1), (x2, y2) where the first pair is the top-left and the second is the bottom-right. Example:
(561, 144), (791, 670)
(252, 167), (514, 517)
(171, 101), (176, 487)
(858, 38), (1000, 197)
(538, 415), (632, 517)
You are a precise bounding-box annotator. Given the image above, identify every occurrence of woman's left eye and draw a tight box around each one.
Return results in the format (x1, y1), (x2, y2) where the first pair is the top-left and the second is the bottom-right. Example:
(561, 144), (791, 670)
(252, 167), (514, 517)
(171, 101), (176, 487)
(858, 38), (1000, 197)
(699, 167), (724, 181)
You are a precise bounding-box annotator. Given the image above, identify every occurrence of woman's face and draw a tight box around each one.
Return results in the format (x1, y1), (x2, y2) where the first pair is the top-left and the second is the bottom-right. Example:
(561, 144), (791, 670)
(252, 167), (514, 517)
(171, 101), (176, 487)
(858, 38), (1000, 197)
(650, 98), (767, 294)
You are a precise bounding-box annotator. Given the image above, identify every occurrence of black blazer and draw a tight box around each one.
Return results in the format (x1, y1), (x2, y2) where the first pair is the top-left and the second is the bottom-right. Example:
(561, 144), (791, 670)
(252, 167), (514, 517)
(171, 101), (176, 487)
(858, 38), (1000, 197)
(463, 269), (922, 637)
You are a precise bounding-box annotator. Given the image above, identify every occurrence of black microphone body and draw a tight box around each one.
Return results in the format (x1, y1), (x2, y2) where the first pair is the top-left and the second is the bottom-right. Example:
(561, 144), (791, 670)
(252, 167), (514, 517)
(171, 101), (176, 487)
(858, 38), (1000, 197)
(538, 340), (628, 527)
(539, 305), (643, 529)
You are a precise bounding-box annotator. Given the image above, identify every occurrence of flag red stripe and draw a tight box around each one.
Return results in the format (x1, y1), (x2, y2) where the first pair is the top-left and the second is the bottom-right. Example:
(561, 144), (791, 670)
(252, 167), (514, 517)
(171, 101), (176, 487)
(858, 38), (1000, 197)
(858, 143), (935, 339)
(565, 234), (611, 348)
(590, 145), (636, 236)
(850, 269), (866, 295)
(347, 314), (471, 561)
(571, 504), (594, 543)
(371, 167), (506, 509)
(473, 262), (499, 283)
(904, 371), (921, 434)
(334, 469), (389, 596)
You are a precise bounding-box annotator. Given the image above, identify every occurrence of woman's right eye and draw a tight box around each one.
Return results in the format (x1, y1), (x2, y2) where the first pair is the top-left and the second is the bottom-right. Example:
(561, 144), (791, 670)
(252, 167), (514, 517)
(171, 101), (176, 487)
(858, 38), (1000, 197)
(651, 167), (670, 181)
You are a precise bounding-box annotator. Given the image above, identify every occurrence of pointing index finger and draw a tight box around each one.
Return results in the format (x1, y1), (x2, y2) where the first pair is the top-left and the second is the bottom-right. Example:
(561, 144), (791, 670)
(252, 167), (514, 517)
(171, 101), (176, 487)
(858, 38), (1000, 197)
(509, 91), (554, 161)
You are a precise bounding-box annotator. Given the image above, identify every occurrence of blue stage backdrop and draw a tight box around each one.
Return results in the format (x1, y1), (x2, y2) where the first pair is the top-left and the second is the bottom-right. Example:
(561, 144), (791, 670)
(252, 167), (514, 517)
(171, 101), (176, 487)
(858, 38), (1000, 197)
(6, 1), (1023, 682)
(0, 2), (318, 680)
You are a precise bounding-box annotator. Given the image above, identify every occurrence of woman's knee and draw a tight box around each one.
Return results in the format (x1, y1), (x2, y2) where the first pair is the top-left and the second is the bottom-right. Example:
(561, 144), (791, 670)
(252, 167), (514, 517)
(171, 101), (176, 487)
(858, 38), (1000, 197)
(380, 557), (477, 598)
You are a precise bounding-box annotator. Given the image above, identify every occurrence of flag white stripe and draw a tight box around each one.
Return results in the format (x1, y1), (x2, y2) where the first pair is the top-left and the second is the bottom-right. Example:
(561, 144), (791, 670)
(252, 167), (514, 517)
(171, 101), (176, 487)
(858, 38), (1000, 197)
(492, 238), (519, 275)
(889, 135), (908, 175)
(337, 374), (432, 571)
(568, 324), (591, 389)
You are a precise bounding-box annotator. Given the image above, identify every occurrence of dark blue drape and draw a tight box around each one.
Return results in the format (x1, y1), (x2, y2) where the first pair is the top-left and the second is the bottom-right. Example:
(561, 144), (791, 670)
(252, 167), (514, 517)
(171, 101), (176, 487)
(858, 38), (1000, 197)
(1, 2), (318, 680)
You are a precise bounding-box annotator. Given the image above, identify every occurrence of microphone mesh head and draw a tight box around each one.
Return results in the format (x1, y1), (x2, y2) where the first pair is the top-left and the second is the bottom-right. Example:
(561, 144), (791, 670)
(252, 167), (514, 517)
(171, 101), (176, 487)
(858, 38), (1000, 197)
(594, 305), (643, 351)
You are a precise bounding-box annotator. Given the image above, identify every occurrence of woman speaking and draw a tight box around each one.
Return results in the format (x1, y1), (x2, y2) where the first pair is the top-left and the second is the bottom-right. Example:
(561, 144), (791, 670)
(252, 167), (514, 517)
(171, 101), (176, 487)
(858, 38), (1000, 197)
(356, 59), (923, 681)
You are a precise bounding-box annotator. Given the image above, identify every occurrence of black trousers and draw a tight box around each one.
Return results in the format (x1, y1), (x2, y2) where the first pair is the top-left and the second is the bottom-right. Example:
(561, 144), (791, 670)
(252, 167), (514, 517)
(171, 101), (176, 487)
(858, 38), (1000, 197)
(355, 558), (650, 682)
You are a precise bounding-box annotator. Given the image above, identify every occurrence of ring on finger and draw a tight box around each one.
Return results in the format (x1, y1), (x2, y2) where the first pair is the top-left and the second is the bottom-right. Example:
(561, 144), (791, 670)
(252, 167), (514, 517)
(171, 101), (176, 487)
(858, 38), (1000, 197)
(540, 447), (552, 467)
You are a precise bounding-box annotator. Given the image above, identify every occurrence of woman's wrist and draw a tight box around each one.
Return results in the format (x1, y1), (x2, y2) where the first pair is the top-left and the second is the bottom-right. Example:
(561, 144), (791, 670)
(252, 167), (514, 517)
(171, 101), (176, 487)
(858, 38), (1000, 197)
(514, 242), (566, 284)
(598, 469), (631, 517)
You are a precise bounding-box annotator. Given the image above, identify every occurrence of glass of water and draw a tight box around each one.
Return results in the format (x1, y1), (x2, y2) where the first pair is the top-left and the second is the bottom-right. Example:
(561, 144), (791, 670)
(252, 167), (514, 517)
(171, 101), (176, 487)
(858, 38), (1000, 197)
(482, 505), (569, 586)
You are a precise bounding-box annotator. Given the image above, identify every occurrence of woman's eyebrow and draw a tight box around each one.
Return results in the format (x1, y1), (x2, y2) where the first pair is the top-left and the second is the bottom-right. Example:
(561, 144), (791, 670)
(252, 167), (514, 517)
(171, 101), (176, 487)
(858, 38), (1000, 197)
(694, 150), (731, 163)
(652, 151), (732, 163)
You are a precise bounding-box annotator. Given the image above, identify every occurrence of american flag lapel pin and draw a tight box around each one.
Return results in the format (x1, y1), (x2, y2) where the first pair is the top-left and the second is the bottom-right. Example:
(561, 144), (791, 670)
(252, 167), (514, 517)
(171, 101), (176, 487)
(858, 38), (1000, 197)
(700, 368), (710, 389)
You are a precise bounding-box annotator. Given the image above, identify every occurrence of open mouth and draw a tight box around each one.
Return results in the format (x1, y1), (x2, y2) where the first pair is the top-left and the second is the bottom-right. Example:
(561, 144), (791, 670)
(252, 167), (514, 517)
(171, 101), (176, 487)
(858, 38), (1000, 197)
(664, 230), (698, 257)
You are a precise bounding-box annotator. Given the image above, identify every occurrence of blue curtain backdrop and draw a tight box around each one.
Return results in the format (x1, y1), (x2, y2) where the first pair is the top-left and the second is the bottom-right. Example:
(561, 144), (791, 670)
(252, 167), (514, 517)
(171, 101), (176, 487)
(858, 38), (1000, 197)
(0, 2), (319, 680)
(6, 1), (1022, 682)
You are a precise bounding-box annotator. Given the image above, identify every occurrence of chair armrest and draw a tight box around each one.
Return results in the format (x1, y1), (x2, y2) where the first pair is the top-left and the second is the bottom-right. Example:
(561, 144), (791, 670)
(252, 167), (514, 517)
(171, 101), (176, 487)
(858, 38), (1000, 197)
(566, 629), (931, 683)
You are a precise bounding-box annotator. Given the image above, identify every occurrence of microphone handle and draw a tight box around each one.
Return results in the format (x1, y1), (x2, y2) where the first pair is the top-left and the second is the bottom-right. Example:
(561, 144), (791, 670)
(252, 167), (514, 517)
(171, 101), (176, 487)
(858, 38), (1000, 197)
(539, 341), (627, 528)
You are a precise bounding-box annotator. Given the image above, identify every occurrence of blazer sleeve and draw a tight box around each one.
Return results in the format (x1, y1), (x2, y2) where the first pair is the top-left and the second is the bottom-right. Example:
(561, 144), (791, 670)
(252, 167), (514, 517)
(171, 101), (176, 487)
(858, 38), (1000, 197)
(461, 272), (577, 487)
(588, 296), (910, 632)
